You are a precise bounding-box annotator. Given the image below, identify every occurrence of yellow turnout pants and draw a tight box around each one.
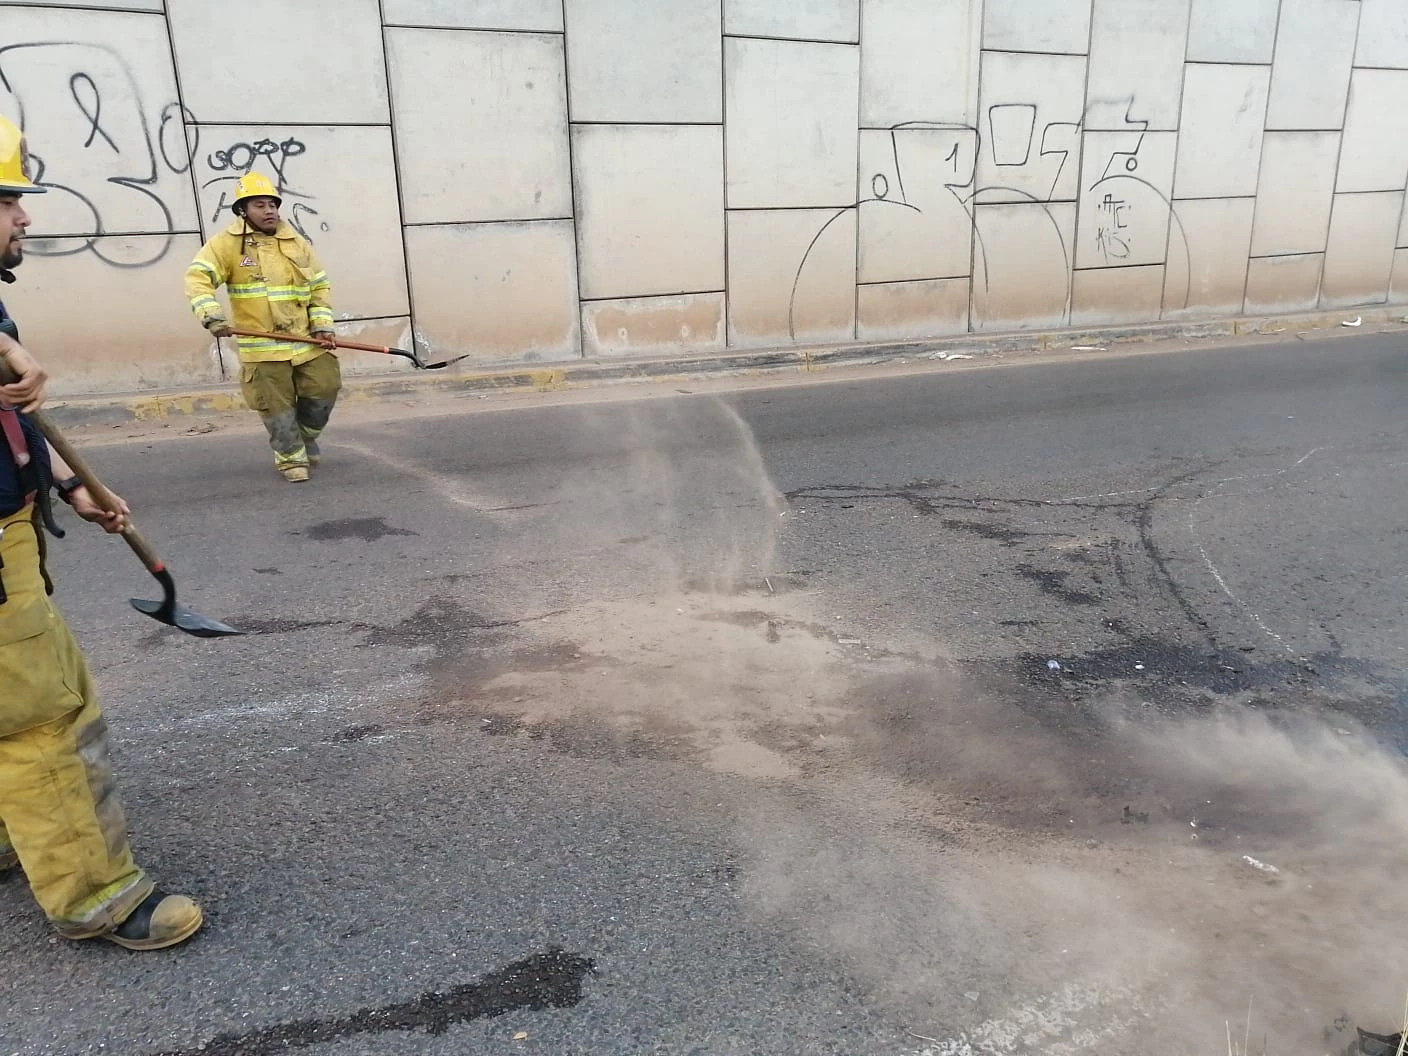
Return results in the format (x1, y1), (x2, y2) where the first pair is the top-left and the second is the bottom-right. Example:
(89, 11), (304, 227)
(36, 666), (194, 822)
(239, 351), (342, 470)
(0, 506), (151, 935)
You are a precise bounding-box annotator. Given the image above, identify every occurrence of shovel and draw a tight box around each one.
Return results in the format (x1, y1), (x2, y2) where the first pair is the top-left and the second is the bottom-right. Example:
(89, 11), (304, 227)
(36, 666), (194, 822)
(228, 328), (471, 371)
(0, 364), (243, 637)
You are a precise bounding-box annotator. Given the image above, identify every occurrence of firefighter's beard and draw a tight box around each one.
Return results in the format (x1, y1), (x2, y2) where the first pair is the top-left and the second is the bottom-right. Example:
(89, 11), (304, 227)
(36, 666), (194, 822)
(0, 242), (21, 271)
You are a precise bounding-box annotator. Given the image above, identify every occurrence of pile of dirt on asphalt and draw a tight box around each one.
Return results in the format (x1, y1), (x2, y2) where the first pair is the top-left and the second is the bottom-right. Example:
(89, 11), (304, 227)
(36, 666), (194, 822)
(424, 395), (1408, 1056)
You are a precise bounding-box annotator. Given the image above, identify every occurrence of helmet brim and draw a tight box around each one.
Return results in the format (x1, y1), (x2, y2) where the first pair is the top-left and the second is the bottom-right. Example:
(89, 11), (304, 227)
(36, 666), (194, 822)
(0, 180), (46, 195)
(232, 195), (282, 213)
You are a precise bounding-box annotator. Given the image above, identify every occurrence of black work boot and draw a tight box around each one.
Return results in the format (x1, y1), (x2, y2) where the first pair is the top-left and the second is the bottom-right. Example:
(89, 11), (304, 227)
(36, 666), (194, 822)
(103, 890), (203, 951)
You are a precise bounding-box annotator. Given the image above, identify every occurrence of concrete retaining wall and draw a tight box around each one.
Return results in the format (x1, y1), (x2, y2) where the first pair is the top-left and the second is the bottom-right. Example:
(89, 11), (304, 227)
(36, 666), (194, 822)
(2, 0), (1406, 395)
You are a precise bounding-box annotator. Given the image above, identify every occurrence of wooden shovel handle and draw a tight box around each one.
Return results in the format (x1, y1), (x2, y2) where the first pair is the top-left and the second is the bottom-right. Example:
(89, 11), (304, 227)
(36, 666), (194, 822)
(0, 361), (165, 572)
(229, 327), (393, 355)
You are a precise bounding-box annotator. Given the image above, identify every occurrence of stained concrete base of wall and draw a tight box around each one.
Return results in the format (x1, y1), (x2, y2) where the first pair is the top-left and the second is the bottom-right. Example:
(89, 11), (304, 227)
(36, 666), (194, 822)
(43, 305), (1408, 431)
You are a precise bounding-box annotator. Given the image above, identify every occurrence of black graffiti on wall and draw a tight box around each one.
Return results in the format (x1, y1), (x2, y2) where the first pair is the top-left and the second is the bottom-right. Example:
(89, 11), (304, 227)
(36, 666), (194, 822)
(0, 41), (199, 268)
(788, 96), (1195, 338)
(201, 136), (329, 244)
(789, 111), (1077, 339)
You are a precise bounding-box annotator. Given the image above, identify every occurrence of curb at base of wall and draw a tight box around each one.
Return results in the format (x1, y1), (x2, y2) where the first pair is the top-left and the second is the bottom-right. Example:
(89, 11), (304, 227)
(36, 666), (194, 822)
(43, 306), (1407, 429)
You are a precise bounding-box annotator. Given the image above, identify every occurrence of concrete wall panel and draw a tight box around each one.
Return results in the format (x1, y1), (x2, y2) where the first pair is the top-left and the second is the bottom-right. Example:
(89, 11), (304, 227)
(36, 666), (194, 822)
(727, 208), (856, 347)
(1085, 0), (1191, 133)
(724, 0), (859, 43)
(573, 124), (724, 300)
(16, 235), (215, 396)
(191, 125), (408, 321)
(857, 127), (975, 283)
(726, 39), (860, 209)
(565, 0), (721, 123)
(1320, 191), (1401, 307)
(1173, 65), (1270, 200)
(1071, 265), (1165, 326)
(856, 278), (969, 341)
(1245, 254), (1324, 313)
(405, 221), (581, 362)
(168, 0), (387, 124)
(1250, 132), (1339, 257)
(1186, 0), (1279, 63)
(1336, 70), (1408, 194)
(582, 293), (726, 357)
(1266, 0), (1359, 132)
(1076, 131), (1176, 269)
(1163, 197), (1255, 316)
(976, 52), (1087, 204)
(1356, 0), (1408, 69)
(381, 0), (564, 30)
(0, 10), (199, 239)
(17, 0), (1408, 392)
(971, 202), (1076, 330)
(387, 28), (571, 224)
(982, 0), (1092, 55)
(860, 0), (981, 128)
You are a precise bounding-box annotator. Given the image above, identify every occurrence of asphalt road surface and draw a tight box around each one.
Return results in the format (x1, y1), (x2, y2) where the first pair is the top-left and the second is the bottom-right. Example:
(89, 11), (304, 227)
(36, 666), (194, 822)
(4, 330), (1407, 1056)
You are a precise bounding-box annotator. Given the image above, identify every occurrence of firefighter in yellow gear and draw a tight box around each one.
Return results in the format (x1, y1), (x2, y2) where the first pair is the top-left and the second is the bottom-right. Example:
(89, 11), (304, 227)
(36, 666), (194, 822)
(184, 172), (341, 483)
(0, 115), (202, 951)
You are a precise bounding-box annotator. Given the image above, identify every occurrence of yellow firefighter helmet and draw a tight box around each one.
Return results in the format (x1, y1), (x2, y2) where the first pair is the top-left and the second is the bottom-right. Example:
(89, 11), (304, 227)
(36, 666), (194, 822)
(0, 115), (45, 196)
(231, 172), (281, 214)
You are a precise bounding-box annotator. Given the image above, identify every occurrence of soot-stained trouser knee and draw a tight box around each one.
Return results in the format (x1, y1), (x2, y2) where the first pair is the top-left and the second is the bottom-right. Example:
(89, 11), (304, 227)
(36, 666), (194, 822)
(241, 360), (306, 468)
(240, 354), (341, 469)
(262, 408), (308, 468)
(296, 396), (335, 442)
(293, 352), (341, 444)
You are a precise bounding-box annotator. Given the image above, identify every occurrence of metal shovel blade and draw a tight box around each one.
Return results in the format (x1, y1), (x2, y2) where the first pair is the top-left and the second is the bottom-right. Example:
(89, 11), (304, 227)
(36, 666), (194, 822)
(131, 568), (245, 638)
(382, 347), (470, 370)
(417, 353), (473, 370)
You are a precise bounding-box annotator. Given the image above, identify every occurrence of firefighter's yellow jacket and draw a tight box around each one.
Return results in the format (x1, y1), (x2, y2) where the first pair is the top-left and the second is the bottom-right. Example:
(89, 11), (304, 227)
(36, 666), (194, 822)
(184, 220), (334, 365)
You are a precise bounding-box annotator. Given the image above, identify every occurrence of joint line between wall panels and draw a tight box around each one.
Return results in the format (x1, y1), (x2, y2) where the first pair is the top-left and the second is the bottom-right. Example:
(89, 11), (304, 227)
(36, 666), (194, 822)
(160, 5), (217, 375)
(402, 217), (576, 228)
(32, 230), (203, 240)
(560, 0), (586, 355)
(1067, 0), (1096, 326)
(377, 0), (419, 349)
(579, 290), (727, 304)
(723, 33), (859, 48)
(1163, 0), (1197, 318)
(184, 121), (394, 129)
(381, 23), (564, 36)
(853, 0), (864, 342)
(719, 0), (732, 349)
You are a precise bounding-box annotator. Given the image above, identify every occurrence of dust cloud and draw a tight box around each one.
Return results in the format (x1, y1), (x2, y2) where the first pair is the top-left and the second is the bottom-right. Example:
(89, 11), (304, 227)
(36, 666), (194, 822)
(452, 395), (1404, 1055)
(740, 697), (1408, 1055)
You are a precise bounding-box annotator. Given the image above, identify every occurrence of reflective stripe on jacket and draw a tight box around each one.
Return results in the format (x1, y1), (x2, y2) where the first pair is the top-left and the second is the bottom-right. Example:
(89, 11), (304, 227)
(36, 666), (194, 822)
(184, 220), (334, 365)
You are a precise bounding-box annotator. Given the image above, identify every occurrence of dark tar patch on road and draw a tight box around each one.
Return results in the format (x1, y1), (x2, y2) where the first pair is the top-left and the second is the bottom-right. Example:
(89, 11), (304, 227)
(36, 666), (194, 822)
(148, 949), (595, 1056)
(299, 517), (418, 542)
